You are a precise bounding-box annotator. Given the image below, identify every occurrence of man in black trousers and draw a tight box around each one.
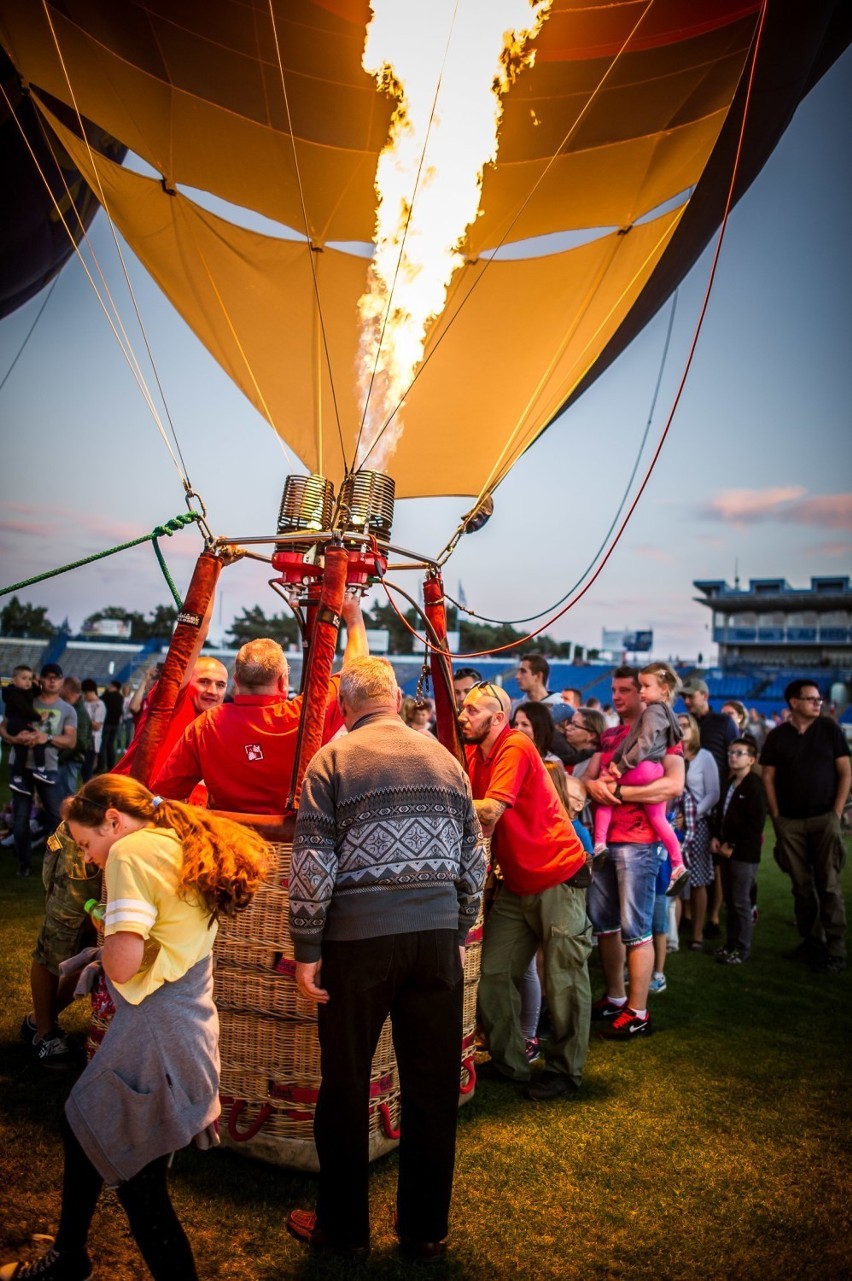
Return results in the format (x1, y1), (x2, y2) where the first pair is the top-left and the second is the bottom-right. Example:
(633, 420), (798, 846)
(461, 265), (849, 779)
(287, 657), (485, 1261)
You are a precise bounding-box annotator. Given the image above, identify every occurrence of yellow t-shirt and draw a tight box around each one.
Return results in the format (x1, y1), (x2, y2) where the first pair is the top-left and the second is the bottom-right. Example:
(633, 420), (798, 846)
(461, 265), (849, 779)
(104, 826), (218, 1005)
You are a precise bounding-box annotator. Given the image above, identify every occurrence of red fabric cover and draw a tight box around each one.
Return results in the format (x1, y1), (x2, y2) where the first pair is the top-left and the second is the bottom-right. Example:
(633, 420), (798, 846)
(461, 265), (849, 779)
(423, 573), (464, 764)
(289, 546), (347, 808)
(124, 551), (222, 785)
(465, 724), (585, 895)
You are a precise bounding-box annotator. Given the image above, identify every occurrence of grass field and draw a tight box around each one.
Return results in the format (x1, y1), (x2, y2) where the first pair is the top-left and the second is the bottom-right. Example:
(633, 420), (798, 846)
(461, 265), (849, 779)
(1, 820), (850, 1281)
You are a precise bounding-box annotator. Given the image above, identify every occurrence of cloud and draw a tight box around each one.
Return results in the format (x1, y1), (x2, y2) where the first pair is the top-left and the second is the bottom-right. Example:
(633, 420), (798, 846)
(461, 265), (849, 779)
(811, 540), (852, 558)
(631, 545), (677, 565)
(702, 487), (852, 530)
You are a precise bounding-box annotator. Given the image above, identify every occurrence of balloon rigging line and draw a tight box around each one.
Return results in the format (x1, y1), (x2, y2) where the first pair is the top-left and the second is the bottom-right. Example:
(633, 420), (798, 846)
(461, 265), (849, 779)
(40, 0), (195, 495)
(356, 0), (657, 483)
(444, 287), (680, 628)
(380, 0), (768, 660)
(266, 0), (348, 472)
(0, 81), (190, 493)
(354, 0), (463, 471)
(0, 277), (58, 393)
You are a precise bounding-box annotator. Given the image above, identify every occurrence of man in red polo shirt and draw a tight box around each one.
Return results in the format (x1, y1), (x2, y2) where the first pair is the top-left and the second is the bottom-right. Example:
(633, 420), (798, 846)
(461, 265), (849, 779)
(459, 681), (591, 1101)
(154, 596), (367, 813)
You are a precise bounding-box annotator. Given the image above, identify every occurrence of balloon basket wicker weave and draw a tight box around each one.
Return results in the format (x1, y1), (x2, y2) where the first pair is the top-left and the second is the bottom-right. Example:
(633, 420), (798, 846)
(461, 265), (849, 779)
(214, 825), (482, 1171)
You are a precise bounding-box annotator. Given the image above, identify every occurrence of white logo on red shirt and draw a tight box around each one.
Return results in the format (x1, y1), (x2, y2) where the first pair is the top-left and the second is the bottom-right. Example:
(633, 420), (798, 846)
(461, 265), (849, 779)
(245, 743), (264, 762)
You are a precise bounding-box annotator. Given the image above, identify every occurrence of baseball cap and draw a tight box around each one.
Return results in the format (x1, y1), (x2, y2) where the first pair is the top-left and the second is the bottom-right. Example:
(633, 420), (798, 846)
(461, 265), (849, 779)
(549, 703), (574, 725)
(680, 677), (708, 696)
(40, 662), (63, 678)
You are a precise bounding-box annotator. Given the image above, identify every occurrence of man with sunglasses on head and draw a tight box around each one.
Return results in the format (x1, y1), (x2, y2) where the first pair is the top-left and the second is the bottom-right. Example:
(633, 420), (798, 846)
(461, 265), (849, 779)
(459, 681), (592, 1101)
(760, 679), (850, 974)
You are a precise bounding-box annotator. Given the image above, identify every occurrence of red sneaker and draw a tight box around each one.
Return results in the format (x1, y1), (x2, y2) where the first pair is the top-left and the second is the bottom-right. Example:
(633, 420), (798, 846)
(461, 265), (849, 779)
(597, 1007), (652, 1040)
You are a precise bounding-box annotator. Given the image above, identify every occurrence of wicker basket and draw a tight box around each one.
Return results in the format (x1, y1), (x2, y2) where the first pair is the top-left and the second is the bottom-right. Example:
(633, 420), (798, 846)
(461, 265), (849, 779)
(214, 824), (482, 1171)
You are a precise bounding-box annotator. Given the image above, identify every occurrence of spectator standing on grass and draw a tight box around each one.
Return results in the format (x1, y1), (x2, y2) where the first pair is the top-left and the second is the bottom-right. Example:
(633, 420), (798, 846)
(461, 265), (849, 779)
(57, 678), (93, 800)
(99, 680), (124, 771)
(459, 681), (591, 1100)
(710, 738), (767, 965)
(0, 663), (76, 878)
(583, 666), (684, 1040)
(286, 657), (484, 1262)
(80, 680), (106, 782)
(680, 678), (737, 792)
(760, 680), (850, 974)
(452, 666), (483, 711)
(676, 713), (720, 951)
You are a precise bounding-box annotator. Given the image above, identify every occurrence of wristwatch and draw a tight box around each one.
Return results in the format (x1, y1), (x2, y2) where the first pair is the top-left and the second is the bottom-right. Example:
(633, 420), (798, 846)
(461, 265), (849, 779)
(613, 782), (623, 802)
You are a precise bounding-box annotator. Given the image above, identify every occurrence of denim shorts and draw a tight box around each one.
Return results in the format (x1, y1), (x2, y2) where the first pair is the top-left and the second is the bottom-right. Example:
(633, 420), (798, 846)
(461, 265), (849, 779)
(587, 843), (664, 948)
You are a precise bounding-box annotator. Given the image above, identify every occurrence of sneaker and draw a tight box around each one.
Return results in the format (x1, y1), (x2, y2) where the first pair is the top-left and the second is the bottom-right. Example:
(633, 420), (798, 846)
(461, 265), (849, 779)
(9, 777), (32, 796)
(648, 972), (667, 994)
(33, 1029), (74, 1071)
(591, 995), (627, 1022)
(714, 946), (733, 962)
(19, 1014), (37, 1046)
(591, 844), (609, 865)
(598, 1006), (652, 1040)
(0, 1245), (92, 1279)
(665, 865), (690, 899)
(525, 1070), (579, 1102)
(784, 939), (826, 964)
(31, 769), (56, 785)
(719, 949), (744, 965)
(524, 1037), (541, 1063)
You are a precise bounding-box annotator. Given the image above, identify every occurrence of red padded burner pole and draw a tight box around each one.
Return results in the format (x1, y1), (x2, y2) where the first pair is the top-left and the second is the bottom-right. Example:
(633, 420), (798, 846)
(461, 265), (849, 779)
(130, 550), (222, 785)
(423, 572), (464, 764)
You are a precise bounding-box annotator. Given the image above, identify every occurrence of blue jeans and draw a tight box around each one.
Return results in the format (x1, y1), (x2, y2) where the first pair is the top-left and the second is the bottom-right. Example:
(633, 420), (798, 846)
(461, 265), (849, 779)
(588, 843), (664, 947)
(11, 769), (61, 874)
(57, 760), (81, 801)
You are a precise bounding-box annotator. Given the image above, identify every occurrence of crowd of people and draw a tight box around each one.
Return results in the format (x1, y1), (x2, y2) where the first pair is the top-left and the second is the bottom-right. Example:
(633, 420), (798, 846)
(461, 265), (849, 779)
(0, 631), (849, 1274)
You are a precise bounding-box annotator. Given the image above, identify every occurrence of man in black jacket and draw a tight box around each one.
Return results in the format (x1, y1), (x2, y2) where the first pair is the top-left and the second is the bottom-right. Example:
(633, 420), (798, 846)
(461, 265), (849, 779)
(710, 738), (766, 964)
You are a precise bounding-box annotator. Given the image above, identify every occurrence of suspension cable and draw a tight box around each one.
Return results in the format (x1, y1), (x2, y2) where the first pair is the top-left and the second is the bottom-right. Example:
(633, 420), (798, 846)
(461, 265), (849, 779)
(40, 0), (195, 494)
(0, 278), (58, 393)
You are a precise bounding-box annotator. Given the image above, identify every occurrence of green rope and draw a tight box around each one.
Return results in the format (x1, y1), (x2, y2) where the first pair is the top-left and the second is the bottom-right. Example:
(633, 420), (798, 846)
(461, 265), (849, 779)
(0, 512), (199, 607)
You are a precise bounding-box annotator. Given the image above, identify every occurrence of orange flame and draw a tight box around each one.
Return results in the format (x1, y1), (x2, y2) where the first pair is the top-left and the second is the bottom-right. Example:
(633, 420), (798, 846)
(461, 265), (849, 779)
(356, 0), (552, 473)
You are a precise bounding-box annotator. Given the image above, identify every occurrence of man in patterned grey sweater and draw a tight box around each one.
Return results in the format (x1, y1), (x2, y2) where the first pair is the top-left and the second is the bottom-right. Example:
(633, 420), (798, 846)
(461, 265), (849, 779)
(287, 656), (485, 1263)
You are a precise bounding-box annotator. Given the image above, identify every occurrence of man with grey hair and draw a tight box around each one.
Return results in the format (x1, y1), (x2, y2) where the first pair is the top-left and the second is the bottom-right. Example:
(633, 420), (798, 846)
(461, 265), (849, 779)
(287, 656), (485, 1262)
(154, 596), (367, 811)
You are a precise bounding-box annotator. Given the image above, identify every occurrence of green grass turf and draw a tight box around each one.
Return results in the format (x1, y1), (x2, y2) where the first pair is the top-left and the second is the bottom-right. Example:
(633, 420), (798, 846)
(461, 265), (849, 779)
(0, 813), (849, 1280)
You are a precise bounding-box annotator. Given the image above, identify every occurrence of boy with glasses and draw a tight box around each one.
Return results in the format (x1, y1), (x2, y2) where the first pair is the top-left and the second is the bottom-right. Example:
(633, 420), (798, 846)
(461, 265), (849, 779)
(710, 738), (766, 964)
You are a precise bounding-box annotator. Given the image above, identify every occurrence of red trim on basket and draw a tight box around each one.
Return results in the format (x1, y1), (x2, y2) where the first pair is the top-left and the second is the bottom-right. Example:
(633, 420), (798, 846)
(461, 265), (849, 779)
(459, 1057), (476, 1095)
(226, 1100), (273, 1141)
(379, 1103), (401, 1140)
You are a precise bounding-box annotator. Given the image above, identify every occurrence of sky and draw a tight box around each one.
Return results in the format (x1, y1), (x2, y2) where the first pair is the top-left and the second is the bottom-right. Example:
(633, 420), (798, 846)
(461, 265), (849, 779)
(1, 44), (850, 663)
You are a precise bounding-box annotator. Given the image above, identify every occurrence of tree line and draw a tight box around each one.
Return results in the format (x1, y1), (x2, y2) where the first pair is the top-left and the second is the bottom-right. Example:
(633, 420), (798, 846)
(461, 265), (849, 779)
(1, 595), (592, 660)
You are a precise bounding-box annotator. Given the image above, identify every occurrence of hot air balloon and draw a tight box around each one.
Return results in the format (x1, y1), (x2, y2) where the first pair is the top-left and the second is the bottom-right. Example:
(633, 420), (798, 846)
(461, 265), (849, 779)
(1, 0), (848, 1171)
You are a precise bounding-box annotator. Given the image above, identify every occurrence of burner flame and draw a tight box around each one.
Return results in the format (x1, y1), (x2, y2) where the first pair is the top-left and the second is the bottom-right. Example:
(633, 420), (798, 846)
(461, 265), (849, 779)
(355, 0), (551, 472)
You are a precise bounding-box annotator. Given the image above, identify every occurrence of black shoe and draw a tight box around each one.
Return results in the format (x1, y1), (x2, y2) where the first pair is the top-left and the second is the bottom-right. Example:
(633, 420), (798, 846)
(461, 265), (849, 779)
(285, 1209), (369, 1260)
(525, 1071), (579, 1102)
(398, 1238), (448, 1264)
(811, 955), (846, 975)
(705, 922), (721, 939)
(784, 939), (826, 963)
